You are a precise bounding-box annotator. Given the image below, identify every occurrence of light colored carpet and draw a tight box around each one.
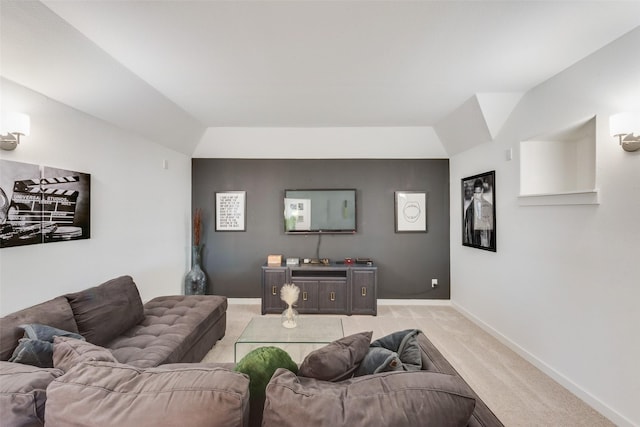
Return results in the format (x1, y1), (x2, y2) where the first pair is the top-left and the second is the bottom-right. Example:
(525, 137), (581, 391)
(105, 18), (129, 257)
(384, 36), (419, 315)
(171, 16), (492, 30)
(202, 303), (613, 427)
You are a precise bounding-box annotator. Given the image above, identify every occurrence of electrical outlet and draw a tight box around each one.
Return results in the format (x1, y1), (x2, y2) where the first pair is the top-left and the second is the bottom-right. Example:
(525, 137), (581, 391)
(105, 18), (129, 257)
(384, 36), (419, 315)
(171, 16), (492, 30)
(431, 279), (438, 288)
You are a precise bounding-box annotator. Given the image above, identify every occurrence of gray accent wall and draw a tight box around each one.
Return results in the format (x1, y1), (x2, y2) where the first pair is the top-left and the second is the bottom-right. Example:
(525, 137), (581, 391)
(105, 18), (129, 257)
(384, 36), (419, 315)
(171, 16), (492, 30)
(192, 159), (450, 299)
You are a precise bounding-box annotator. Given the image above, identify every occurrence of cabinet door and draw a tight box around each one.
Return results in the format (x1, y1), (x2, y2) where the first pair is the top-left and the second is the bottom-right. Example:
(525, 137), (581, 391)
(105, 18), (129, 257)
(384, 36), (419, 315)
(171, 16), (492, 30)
(318, 280), (348, 314)
(291, 280), (319, 313)
(262, 268), (287, 314)
(351, 269), (377, 315)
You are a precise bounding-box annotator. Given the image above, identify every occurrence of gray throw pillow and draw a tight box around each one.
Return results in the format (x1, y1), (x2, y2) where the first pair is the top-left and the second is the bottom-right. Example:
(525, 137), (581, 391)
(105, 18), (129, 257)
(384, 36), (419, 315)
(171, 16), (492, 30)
(8, 324), (85, 368)
(298, 331), (372, 381)
(355, 329), (422, 376)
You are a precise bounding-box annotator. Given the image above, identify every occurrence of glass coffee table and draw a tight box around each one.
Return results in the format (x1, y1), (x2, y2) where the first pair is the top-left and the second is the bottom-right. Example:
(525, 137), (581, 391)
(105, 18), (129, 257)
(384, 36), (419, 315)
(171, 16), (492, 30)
(235, 316), (344, 363)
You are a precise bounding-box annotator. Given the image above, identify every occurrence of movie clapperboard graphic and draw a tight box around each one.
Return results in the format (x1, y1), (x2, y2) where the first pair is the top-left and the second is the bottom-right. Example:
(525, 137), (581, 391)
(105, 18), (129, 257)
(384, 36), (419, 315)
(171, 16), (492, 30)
(9, 175), (82, 241)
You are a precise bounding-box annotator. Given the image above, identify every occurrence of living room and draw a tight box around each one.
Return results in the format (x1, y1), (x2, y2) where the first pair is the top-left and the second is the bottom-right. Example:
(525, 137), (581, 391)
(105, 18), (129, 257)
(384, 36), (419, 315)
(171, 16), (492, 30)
(1, 1), (639, 426)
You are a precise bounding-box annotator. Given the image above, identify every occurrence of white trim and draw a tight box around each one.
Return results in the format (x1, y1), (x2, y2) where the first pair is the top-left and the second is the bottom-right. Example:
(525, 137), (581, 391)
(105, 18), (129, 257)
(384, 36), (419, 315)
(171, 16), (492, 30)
(452, 301), (632, 427)
(227, 298), (261, 305)
(227, 298), (451, 306)
(378, 299), (451, 306)
(518, 189), (599, 206)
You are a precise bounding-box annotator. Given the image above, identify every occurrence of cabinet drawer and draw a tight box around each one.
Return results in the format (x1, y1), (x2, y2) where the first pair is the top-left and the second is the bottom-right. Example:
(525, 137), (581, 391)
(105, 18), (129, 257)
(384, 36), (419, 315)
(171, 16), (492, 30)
(262, 268), (287, 314)
(318, 280), (348, 314)
(350, 269), (377, 315)
(291, 280), (319, 313)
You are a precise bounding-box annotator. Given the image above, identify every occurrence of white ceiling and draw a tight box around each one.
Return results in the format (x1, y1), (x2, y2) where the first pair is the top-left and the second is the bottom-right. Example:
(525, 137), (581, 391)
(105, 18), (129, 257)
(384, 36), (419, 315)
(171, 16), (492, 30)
(2, 1), (640, 155)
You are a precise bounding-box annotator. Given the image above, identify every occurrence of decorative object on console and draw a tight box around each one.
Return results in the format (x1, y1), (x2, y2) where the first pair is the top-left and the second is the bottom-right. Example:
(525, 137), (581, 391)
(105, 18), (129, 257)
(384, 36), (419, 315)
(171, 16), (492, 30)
(267, 254), (282, 266)
(462, 171), (496, 252)
(184, 209), (207, 295)
(394, 191), (427, 232)
(610, 111), (640, 152)
(0, 112), (30, 151)
(280, 283), (300, 328)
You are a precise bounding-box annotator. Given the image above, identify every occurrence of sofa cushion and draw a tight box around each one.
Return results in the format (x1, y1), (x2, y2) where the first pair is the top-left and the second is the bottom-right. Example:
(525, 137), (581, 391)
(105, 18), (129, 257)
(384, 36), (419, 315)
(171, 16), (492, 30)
(9, 324), (85, 368)
(0, 297), (79, 361)
(0, 361), (64, 427)
(45, 361), (250, 427)
(65, 275), (145, 346)
(235, 346), (298, 399)
(108, 295), (227, 368)
(298, 331), (372, 381)
(263, 368), (476, 427)
(52, 336), (117, 373)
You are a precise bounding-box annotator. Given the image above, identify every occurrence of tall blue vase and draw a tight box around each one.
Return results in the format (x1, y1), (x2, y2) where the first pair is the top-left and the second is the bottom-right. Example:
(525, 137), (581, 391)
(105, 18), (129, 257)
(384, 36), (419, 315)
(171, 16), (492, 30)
(184, 245), (207, 295)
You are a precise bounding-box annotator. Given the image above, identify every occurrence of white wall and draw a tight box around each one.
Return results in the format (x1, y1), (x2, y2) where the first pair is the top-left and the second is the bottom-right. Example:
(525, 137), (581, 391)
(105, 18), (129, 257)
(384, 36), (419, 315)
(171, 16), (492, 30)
(450, 28), (640, 426)
(0, 79), (192, 314)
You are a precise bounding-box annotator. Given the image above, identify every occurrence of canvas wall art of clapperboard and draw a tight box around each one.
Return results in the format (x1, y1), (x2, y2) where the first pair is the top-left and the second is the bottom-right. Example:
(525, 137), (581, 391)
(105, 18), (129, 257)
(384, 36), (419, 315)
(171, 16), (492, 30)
(0, 159), (91, 248)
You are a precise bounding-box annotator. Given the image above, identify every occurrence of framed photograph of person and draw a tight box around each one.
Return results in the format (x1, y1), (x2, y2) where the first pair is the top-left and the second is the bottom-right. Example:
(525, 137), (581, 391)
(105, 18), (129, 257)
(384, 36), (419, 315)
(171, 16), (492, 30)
(461, 171), (496, 251)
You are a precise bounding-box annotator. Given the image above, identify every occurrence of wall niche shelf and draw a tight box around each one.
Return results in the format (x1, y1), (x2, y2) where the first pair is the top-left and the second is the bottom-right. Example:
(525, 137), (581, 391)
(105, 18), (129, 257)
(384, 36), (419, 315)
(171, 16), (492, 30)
(519, 116), (599, 206)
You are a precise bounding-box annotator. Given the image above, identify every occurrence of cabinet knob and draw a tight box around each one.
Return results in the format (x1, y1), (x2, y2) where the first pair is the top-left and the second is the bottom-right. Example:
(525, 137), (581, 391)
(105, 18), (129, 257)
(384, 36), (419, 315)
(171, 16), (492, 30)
(330, 292), (336, 301)
(361, 287), (367, 297)
(303, 291), (308, 301)
(272, 286), (277, 296)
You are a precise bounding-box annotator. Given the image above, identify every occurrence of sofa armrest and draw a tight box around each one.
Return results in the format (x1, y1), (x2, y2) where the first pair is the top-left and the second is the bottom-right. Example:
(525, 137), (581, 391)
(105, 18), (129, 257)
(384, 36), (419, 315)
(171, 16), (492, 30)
(0, 361), (64, 427)
(45, 361), (249, 427)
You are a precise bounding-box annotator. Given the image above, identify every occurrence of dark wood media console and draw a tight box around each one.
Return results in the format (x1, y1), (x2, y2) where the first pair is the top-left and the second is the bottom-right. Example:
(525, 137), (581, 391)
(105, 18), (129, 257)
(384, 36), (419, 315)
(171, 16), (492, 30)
(261, 263), (377, 315)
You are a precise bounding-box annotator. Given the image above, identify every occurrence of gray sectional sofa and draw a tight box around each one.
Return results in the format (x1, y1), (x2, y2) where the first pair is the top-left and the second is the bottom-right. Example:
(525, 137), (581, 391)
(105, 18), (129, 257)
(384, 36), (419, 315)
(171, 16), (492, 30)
(0, 275), (241, 427)
(0, 275), (502, 427)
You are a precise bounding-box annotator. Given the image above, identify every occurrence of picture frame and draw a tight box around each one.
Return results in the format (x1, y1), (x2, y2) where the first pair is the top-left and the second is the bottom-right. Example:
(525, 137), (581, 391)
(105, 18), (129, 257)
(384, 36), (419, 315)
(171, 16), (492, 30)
(215, 191), (246, 231)
(461, 171), (496, 251)
(394, 191), (427, 232)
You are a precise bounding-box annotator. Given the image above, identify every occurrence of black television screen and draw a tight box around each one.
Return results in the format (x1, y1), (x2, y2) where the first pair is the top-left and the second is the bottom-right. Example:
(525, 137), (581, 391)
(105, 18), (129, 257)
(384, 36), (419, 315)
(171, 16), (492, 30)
(284, 189), (356, 234)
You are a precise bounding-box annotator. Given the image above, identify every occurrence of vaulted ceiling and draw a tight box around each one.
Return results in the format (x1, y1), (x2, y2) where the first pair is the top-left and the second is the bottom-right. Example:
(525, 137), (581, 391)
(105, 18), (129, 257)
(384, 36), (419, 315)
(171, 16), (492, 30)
(2, 1), (639, 155)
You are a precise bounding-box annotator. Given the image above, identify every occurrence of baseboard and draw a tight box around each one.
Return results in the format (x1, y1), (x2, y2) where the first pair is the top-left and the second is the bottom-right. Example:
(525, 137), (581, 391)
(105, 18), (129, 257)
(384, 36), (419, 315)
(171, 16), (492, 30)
(227, 298), (261, 305)
(451, 301), (633, 427)
(227, 298), (451, 306)
(378, 299), (451, 306)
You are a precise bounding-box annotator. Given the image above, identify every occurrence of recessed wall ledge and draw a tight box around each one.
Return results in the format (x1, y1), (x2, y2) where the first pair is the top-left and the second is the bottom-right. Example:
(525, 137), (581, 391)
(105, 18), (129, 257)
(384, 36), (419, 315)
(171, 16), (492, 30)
(518, 189), (599, 206)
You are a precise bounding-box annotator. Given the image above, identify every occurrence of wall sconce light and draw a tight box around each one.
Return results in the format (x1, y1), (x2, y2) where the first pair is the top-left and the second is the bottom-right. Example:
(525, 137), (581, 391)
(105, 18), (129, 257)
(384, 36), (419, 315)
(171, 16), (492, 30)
(610, 112), (640, 152)
(0, 112), (31, 151)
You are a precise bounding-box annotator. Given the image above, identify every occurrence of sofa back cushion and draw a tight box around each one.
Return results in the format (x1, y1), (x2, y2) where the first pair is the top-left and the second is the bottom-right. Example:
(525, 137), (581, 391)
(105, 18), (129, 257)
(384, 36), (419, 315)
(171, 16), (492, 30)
(263, 368), (476, 427)
(0, 361), (64, 427)
(0, 297), (79, 361)
(65, 276), (144, 346)
(45, 361), (250, 427)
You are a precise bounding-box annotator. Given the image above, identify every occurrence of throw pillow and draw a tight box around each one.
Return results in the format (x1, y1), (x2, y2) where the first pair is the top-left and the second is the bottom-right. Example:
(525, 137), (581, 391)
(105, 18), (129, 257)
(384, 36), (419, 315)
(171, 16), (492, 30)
(64, 275), (145, 346)
(52, 336), (117, 372)
(8, 324), (85, 368)
(298, 331), (372, 381)
(355, 329), (422, 376)
(263, 368), (477, 427)
(234, 346), (298, 399)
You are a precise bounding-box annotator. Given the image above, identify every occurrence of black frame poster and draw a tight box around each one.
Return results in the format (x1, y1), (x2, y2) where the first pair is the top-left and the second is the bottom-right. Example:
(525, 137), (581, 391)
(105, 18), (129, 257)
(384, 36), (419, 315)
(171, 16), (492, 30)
(462, 170), (496, 252)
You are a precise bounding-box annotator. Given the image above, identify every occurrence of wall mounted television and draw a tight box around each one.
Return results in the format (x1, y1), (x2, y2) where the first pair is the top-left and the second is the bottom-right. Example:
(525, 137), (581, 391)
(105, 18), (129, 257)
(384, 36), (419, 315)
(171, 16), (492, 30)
(284, 189), (357, 234)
